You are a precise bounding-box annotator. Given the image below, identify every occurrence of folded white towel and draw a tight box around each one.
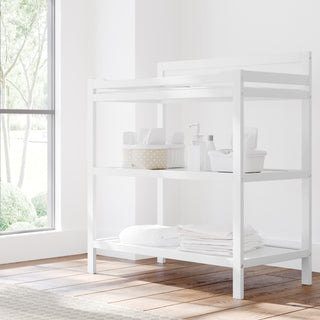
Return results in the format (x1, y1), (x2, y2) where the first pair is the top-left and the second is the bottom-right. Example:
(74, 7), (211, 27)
(178, 224), (264, 256)
(119, 225), (179, 247)
(180, 233), (263, 248)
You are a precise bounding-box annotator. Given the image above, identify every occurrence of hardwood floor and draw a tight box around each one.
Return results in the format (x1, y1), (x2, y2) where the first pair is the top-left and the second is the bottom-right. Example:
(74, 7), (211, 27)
(0, 254), (319, 319)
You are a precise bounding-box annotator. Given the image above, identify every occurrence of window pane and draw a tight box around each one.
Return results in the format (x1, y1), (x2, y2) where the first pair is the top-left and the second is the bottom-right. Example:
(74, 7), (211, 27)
(0, 0), (51, 110)
(0, 114), (53, 232)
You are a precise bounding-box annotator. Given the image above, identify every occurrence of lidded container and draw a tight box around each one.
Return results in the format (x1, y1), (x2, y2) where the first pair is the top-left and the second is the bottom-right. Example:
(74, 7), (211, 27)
(208, 149), (267, 173)
(209, 127), (267, 173)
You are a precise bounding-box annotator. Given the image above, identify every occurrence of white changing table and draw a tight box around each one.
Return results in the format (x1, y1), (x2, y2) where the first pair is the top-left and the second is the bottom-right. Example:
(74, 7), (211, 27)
(87, 52), (312, 299)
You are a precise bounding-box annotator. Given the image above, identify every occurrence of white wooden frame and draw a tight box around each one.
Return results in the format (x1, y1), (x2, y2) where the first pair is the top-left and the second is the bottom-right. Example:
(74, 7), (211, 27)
(87, 52), (312, 299)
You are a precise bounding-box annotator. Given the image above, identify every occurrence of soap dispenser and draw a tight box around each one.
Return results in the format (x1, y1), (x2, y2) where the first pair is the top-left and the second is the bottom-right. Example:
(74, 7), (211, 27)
(187, 123), (206, 171)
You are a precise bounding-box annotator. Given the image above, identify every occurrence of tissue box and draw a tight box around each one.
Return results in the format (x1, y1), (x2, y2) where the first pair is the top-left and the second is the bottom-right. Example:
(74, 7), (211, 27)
(208, 149), (267, 173)
(123, 145), (185, 170)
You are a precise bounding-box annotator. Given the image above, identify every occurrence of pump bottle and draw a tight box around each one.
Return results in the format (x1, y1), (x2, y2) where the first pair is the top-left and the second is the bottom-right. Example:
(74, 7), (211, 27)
(187, 123), (206, 171)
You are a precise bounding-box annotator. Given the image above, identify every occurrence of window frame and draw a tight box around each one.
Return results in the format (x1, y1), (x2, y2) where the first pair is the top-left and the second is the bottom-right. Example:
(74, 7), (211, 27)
(0, 0), (56, 235)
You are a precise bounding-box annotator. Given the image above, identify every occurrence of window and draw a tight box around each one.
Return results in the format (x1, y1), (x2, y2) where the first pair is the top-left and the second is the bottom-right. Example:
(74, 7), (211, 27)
(0, 0), (55, 233)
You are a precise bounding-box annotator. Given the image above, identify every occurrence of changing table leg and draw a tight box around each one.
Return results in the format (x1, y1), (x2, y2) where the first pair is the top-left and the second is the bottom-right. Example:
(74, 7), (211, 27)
(87, 86), (97, 274)
(87, 173), (97, 274)
(232, 70), (244, 299)
(156, 96), (166, 265)
(301, 66), (312, 285)
(157, 177), (166, 264)
(301, 164), (312, 285)
(233, 264), (244, 299)
(88, 247), (97, 274)
(233, 175), (244, 299)
(302, 256), (312, 285)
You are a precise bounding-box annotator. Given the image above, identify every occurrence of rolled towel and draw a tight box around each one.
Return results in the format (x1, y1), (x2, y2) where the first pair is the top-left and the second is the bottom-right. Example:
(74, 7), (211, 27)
(119, 225), (179, 247)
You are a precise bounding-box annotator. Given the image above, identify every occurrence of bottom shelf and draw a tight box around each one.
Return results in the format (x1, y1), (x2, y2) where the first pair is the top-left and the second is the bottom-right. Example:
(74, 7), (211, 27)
(94, 238), (310, 268)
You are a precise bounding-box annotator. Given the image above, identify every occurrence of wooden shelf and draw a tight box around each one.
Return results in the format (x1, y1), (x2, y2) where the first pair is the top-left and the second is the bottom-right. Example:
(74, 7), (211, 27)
(92, 167), (310, 183)
(94, 237), (310, 269)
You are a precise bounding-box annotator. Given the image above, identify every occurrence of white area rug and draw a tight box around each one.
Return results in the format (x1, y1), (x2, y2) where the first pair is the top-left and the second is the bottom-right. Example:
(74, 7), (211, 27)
(0, 282), (180, 320)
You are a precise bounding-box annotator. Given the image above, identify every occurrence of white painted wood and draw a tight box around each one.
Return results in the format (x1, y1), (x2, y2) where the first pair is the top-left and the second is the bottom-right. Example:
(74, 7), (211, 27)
(94, 237), (231, 267)
(301, 52), (312, 285)
(158, 52), (309, 75)
(157, 178), (166, 264)
(243, 87), (309, 100)
(232, 70), (244, 299)
(92, 72), (234, 89)
(94, 238), (309, 269)
(156, 66), (166, 265)
(92, 70), (309, 89)
(93, 87), (233, 103)
(243, 169), (310, 182)
(92, 86), (308, 104)
(87, 80), (96, 274)
(87, 52), (313, 299)
(242, 70), (309, 85)
(244, 247), (310, 268)
(92, 167), (310, 182)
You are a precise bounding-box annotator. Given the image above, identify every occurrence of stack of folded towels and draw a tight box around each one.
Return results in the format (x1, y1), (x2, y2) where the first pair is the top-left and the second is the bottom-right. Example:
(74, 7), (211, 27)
(178, 224), (264, 256)
(119, 224), (264, 256)
(119, 225), (179, 247)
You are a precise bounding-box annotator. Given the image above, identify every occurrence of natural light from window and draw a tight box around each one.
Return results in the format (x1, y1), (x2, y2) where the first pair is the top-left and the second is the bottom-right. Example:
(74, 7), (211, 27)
(0, 0), (55, 233)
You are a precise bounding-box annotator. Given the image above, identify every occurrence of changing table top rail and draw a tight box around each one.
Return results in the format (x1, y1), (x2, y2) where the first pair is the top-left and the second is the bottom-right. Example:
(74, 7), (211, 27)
(89, 70), (310, 103)
(90, 69), (310, 91)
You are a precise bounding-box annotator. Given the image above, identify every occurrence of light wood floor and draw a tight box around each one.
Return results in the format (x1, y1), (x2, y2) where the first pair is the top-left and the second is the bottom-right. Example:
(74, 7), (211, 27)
(1, 255), (320, 319)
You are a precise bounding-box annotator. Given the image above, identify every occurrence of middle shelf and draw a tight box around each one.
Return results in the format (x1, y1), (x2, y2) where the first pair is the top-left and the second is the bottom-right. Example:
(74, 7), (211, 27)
(92, 167), (310, 183)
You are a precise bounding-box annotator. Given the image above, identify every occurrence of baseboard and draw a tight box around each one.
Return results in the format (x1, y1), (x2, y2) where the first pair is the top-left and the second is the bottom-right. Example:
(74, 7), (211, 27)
(0, 229), (87, 265)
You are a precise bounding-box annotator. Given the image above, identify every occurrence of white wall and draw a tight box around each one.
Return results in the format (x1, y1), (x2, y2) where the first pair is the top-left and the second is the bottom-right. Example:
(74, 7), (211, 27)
(179, 0), (320, 270)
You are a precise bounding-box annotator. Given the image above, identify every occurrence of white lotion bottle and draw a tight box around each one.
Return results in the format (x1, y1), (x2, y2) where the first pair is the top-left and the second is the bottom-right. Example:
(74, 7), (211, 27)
(187, 124), (206, 171)
(187, 143), (201, 171)
(206, 135), (216, 170)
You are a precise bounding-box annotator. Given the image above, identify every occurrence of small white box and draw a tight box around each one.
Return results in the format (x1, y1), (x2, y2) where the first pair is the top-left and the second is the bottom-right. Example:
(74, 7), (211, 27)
(208, 149), (267, 173)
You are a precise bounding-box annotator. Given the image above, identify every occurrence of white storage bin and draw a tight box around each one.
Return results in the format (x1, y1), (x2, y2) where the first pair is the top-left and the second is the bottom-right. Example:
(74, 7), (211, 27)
(123, 144), (185, 170)
(208, 149), (267, 173)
